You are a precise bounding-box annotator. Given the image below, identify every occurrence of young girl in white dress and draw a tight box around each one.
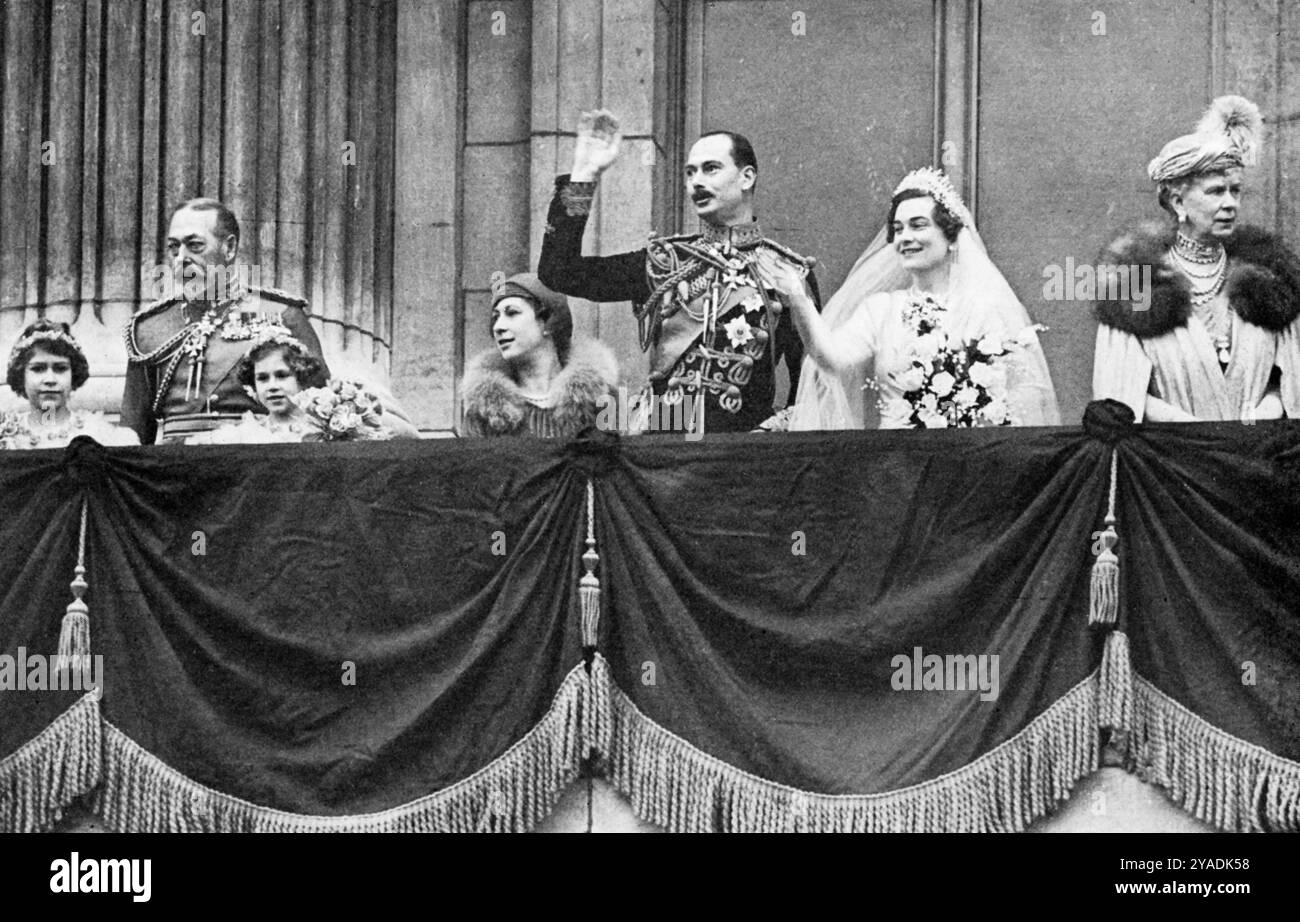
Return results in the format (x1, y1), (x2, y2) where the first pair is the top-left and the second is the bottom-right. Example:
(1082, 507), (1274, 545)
(193, 330), (419, 443)
(1, 321), (139, 449)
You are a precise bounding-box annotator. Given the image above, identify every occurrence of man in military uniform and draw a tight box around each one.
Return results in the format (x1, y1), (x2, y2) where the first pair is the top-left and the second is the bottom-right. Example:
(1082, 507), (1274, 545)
(538, 110), (820, 435)
(122, 197), (329, 444)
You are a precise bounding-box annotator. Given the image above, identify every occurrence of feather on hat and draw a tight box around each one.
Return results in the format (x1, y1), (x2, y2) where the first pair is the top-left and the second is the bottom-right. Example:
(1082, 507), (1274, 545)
(1148, 95), (1263, 183)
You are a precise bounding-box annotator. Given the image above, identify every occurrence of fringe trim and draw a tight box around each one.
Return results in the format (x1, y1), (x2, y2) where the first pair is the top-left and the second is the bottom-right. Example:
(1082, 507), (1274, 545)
(23, 657), (1295, 833)
(1129, 673), (1300, 832)
(0, 692), (102, 832)
(1098, 630), (1133, 734)
(592, 655), (1100, 833)
(91, 664), (591, 832)
(581, 646), (612, 760)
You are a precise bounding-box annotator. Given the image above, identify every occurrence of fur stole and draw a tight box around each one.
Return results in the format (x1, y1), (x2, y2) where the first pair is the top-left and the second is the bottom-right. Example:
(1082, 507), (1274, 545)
(1094, 221), (1300, 337)
(462, 336), (619, 437)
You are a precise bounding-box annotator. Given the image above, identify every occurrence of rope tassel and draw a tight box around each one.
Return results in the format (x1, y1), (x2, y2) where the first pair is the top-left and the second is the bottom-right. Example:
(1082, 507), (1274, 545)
(579, 479), (600, 653)
(1089, 449), (1120, 626)
(56, 500), (91, 669)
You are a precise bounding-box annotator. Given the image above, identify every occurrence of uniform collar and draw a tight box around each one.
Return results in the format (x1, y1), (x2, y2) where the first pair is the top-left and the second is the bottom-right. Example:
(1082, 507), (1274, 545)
(700, 220), (764, 250)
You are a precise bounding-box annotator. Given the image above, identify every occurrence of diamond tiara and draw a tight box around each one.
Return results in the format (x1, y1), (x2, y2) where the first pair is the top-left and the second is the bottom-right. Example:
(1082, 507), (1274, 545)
(894, 167), (966, 224)
(248, 322), (307, 354)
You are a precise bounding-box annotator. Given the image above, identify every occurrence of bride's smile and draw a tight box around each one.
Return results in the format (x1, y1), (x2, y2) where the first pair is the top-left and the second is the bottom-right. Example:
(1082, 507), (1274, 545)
(783, 168), (1059, 430)
(891, 198), (950, 274)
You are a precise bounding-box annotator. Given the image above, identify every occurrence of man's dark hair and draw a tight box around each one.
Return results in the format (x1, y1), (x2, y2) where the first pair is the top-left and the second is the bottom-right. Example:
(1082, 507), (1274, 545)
(886, 188), (963, 243)
(172, 197), (240, 247)
(697, 130), (758, 175)
(236, 341), (327, 394)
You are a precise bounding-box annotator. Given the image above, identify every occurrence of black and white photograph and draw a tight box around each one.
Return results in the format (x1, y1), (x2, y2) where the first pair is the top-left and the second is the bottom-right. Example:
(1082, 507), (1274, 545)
(0, 0), (1295, 895)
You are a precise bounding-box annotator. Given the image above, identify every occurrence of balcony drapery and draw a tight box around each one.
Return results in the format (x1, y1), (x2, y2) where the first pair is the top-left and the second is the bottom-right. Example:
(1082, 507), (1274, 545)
(1, 413), (1298, 832)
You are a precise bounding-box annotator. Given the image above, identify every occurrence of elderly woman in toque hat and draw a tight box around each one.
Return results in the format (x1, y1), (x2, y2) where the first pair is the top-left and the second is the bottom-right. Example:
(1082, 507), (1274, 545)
(1093, 96), (1300, 422)
(462, 273), (619, 437)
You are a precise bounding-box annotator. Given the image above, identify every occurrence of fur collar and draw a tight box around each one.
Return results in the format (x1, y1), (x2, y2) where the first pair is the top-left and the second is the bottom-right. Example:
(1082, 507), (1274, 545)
(1095, 221), (1300, 337)
(462, 336), (619, 437)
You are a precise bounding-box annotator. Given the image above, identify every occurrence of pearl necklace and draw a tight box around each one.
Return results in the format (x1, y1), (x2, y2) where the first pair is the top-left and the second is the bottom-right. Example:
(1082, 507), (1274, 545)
(1174, 232), (1222, 263)
(1170, 235), (1232, 364)
(1170, 239), (1227, 307)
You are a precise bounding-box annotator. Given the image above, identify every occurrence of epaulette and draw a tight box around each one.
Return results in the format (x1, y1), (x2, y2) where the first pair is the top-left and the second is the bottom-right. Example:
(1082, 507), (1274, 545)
(124, 294), (185, 364)
(250, 285), (310, 313)
(645, 232), (723, 285)
(758, 237), (816, 271)
(646, 230), (699, 245)
(131, 293), (181, 321)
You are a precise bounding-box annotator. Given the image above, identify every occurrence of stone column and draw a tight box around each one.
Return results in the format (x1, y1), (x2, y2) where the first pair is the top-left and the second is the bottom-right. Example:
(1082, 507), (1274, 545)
(529, 0), (679, 392)
(392, 0), (463, 430)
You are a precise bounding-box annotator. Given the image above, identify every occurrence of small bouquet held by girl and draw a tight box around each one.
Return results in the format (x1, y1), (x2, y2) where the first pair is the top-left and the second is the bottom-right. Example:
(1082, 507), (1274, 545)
(295, 379), (392, 441)
(190, 329), (419, 444)
(886, 293), (1046, 429)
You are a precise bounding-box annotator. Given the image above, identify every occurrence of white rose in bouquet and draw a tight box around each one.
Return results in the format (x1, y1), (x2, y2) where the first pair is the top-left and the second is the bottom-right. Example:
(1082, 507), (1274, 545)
(329, 407), (362, 433)
(930, 370), (956, 398)
(894, 364), (925, 393)
(977, 334), (1006, 357)
(912, 331), (947, 362)
(967, 359), (1006, 392)
(953, 385), (978, 408)
(919, 407), (949, 428)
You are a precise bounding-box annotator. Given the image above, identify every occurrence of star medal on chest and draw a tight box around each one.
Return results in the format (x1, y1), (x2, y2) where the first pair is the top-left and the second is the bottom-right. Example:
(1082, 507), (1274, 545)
(723, 292), (769, 353)
(715, 241), (753, 291)
(709, 242), (758, 337)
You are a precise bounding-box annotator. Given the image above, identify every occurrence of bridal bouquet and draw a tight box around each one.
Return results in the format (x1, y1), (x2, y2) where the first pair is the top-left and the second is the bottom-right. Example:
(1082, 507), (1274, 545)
(893, 326), (1044, 429)
(294, 379), (390, 441)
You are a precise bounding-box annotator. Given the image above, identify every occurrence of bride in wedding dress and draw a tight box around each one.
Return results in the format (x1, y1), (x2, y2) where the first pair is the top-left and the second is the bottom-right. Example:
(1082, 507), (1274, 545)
(758, 167), (1059, 430)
